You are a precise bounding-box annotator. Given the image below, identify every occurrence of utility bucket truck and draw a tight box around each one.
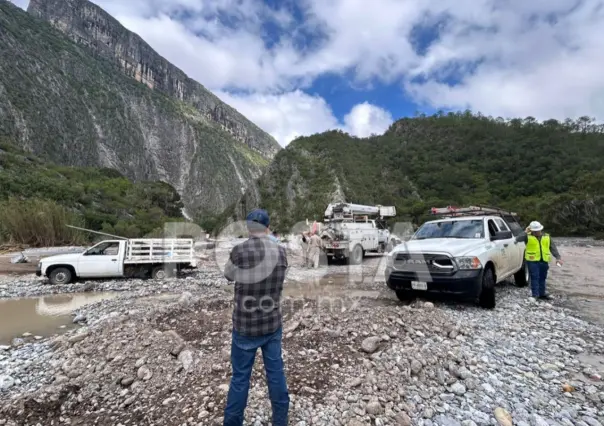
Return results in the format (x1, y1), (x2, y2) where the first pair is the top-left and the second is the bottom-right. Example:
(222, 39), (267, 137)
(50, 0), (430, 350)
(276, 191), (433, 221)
(320, 202), (397, 264)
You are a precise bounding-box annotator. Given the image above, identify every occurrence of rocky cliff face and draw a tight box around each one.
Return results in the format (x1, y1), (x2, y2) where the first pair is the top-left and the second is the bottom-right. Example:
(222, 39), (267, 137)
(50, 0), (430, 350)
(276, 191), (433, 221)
(0, 0), (279, 216)
(27, 0), (280, 160)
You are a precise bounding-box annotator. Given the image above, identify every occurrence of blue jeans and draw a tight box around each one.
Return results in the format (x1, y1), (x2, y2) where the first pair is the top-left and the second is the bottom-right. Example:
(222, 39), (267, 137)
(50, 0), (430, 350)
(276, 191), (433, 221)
(527, 261), (549, 297)
(223, 327), (289, 426)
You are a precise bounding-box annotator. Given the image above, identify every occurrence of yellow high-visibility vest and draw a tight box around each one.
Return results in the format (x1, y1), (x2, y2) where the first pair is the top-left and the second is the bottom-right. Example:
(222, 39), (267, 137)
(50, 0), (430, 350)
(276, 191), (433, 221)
(525, 233), (551, 262)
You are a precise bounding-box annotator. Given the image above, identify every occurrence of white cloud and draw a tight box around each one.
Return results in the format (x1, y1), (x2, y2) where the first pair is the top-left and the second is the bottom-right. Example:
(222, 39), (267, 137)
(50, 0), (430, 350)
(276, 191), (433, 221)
(343, 103), (393, 138)
(216, 90), (338, 145)
(217, 91), (392, 145)
(11, 0), (604, 142)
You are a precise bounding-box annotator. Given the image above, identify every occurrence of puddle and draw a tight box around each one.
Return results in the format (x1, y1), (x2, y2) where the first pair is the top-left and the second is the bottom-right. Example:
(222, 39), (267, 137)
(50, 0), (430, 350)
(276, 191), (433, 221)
(0, 292), (118, 345)
(284, 274), (381, 299)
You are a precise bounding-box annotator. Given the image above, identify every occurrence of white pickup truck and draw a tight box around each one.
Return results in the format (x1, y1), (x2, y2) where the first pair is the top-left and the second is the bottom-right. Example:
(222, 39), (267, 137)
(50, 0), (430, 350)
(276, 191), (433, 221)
(385, 206), (528, 309)
(36, 238), (198, 284)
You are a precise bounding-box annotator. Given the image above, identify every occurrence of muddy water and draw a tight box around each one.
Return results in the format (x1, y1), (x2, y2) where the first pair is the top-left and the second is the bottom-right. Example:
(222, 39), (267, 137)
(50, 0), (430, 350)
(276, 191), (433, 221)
(284, 274), (380, 299)
(0, 292), (117, 345)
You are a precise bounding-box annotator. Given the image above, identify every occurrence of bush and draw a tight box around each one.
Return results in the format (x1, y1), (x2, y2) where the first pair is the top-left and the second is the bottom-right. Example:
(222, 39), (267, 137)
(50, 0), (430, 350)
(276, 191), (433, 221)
(0, 198), (87, 246)
(0, 140), (186, 241)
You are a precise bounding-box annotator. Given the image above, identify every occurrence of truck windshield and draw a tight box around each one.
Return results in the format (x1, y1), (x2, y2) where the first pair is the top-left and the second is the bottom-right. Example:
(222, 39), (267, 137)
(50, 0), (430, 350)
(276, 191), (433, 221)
(413, 220), (484, 239)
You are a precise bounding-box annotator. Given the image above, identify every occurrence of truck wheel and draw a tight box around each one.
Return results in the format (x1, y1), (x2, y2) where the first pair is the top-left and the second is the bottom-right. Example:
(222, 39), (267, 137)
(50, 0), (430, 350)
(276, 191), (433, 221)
(152, 266), (175, 280)
(514, 260), (529, 287)
(395, 289), (414, 303)
(49, 267), (73, 285)
(350, 245), (363, 265)
(478, 267), (496, 309)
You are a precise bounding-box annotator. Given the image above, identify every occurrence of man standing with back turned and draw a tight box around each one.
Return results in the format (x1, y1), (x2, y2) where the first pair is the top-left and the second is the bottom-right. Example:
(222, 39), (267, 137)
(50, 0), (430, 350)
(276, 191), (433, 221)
(515, 220), (563, 300)
(223, 208), (290, 426)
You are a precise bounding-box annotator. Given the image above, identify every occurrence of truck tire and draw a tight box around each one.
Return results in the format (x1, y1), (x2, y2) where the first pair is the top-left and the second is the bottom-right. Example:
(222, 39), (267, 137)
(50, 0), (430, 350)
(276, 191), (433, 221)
(478, 267), (496, 309)
(49, 267), (73, 285)
(514, 260), (529, 287)
(349, 244), (363, 265)
(152, 265), (176, 280)
(395, 289), (414, 303)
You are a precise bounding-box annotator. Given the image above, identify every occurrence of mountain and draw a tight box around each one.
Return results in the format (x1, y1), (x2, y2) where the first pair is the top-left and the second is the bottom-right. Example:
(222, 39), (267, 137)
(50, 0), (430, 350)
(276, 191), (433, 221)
(0, 137), (185, 246)
(217, 113), (604, 237)
(0, 0), (280, 216)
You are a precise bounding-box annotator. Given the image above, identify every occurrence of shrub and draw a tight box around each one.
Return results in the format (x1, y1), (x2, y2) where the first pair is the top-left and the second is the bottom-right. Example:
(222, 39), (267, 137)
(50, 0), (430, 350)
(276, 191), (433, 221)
(0, 198), (87, 246)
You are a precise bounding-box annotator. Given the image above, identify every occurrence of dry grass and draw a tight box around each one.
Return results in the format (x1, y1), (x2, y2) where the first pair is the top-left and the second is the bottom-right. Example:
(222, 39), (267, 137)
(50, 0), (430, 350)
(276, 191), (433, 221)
(0, 198), (87, 247)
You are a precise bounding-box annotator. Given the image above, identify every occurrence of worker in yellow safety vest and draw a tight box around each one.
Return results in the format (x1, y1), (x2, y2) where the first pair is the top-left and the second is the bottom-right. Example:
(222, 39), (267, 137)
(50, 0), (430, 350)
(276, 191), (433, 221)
(515, 221), (563, 300)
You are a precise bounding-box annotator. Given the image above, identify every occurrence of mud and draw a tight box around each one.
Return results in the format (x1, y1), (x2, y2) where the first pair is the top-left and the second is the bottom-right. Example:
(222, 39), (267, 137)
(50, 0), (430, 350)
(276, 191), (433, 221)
(0, 246), (84, 275)
(549, 245), (604, 326)
(0, 257), (37, 275)
(0, 292), (117, 345)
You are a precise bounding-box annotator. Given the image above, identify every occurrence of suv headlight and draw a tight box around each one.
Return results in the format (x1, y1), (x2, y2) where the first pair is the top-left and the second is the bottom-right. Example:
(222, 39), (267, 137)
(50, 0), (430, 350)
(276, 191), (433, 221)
(455, 257), (482, 270)
(386, 252), (394, 267)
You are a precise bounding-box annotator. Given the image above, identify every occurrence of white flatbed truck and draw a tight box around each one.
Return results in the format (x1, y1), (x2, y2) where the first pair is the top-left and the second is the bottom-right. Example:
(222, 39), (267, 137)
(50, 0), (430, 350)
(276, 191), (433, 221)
(37, 238), (198, 284)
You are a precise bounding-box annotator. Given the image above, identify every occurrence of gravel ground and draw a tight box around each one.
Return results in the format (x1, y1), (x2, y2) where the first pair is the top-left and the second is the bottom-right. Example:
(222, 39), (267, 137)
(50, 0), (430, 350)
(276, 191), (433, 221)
(0, 239), (603, 425)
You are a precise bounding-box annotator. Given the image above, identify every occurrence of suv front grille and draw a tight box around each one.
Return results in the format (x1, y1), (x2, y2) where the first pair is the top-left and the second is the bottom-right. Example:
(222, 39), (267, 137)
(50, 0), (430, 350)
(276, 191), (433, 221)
(394, 253), (455, 274)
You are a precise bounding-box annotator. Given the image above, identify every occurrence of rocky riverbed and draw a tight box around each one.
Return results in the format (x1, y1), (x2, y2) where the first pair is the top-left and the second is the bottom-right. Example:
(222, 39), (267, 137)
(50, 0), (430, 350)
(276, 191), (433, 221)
(0, 239), (603, 425)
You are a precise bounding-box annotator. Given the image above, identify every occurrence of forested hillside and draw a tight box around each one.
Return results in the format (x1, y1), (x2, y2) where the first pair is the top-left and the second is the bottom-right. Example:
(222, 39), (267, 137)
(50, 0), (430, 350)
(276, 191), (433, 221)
(215, 112), (604, 237)
(0, 138), (185, 246)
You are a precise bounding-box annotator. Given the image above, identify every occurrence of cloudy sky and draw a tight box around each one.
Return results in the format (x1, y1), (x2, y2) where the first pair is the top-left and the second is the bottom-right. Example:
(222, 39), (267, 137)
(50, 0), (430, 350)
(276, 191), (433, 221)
(12, 0), (604, 146)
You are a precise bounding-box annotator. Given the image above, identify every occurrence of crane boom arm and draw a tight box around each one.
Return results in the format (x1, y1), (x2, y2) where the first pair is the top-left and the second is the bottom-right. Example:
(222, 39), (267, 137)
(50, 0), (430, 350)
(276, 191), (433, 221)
(324, 202), (396, 220)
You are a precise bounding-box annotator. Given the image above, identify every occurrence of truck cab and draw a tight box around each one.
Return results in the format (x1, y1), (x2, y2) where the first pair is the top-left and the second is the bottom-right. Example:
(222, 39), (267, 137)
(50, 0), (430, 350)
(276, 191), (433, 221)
(37, 240), (127, 284)
(385, 206), (528, 309)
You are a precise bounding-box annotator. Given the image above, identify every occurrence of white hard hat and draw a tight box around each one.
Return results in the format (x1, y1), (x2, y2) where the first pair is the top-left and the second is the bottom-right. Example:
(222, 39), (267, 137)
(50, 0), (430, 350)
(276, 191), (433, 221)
(528, 221), (544, 232)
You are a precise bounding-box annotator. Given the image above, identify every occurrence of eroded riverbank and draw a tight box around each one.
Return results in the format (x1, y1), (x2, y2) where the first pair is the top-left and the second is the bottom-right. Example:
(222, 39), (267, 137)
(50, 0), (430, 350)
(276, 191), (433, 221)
(0, 238), (602, 425)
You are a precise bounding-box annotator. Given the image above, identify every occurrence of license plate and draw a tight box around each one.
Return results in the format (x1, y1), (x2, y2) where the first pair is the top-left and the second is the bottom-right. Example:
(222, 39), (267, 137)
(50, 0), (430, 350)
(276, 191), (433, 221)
(411, 281), (428, 290)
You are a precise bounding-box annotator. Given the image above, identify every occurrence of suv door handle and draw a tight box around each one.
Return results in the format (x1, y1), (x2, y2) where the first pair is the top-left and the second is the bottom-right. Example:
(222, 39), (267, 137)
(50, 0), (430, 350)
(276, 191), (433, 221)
(503, 244), (509, 247)
(111, 259), (117, 261)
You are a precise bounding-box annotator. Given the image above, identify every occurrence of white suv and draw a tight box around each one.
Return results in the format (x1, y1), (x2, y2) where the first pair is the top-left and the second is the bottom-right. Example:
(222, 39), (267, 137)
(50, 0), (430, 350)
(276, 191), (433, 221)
(385, 209), (528, 309)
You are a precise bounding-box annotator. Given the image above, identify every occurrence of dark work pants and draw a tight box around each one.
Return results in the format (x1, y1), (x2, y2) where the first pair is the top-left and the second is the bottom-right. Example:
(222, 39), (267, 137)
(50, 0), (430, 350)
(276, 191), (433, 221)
(527, 260), (549, 297)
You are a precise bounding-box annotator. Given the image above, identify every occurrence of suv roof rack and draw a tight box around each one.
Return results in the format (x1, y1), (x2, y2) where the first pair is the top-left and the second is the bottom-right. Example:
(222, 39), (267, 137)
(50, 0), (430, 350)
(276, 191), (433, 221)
(430, 205), (519, 218)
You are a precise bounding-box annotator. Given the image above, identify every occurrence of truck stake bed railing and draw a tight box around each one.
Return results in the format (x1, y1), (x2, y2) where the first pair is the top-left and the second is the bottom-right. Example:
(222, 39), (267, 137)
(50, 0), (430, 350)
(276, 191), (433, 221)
(125, 238), (195, 264)
(430, 205), (518, 218)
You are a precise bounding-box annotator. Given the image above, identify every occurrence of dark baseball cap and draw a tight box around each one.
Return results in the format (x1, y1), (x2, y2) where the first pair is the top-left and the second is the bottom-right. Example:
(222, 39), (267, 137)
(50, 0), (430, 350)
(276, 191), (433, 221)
(246, 208), (270, 230)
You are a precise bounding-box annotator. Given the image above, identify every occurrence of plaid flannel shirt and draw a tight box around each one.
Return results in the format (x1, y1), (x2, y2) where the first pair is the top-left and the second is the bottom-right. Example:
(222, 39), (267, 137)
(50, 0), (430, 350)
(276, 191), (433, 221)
(224, 235), (288, 336)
